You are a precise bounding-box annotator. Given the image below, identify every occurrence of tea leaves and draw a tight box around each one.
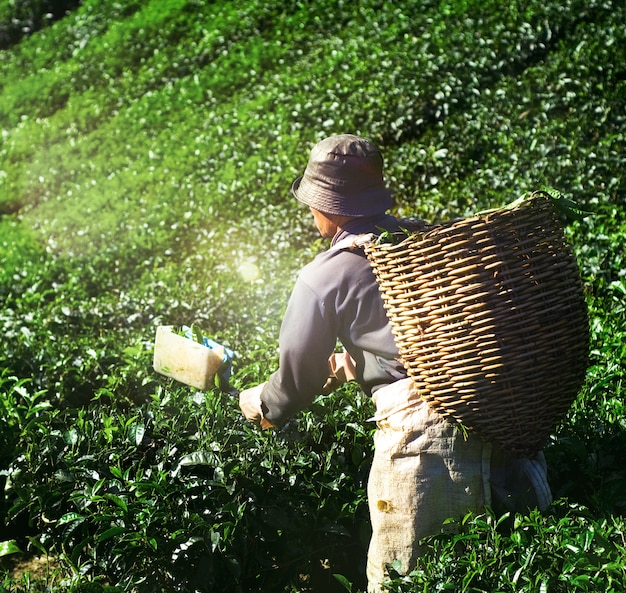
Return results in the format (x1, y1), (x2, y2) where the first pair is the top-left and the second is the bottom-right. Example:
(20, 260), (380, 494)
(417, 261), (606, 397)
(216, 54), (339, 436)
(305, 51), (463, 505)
(1, 0), (625, 591)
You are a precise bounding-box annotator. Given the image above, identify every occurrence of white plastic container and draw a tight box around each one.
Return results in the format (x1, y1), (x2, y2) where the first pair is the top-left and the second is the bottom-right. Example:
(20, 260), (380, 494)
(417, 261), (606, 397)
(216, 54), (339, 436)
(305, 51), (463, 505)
(153, 325), (225, 390)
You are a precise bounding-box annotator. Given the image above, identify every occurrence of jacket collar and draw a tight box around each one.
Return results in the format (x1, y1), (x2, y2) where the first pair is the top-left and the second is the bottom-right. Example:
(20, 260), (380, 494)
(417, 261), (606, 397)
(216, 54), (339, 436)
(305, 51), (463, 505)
(331, 214), (398, 247)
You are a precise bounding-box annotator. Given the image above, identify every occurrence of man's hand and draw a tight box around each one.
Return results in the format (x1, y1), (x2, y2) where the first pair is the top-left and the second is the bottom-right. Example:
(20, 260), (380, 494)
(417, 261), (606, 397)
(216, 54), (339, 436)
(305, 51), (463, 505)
(239, 382), (274, 429)
(322, 351), (357, 394)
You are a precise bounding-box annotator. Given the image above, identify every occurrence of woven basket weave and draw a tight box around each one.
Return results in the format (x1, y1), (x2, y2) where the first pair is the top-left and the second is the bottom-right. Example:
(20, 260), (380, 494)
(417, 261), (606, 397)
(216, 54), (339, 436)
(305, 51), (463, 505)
(364, 192), (589, 457)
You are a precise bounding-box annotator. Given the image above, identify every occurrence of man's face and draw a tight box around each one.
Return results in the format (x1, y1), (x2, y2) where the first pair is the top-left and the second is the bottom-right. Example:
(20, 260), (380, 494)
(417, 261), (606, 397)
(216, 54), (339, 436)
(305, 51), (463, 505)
(310, 208), (338, 239)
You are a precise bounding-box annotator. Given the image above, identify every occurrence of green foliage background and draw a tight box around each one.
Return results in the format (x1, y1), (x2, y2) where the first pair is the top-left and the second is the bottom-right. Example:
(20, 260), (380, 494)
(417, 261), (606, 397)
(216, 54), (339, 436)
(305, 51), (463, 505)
(0, 0), (625, 591)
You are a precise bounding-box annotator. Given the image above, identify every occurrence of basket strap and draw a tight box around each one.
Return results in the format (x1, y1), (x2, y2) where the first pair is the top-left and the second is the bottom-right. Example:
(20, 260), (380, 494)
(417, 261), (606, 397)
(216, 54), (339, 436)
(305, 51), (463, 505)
(482, 443), (493, 508)
(520, 458), (553, 510)
(330, 233), (375, 252)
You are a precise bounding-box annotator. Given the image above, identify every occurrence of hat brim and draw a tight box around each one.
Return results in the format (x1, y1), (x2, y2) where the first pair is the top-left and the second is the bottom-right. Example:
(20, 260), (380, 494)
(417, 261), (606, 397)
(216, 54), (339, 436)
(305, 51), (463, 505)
(291, 175), (392, 217)
(291, 176), (304, 200)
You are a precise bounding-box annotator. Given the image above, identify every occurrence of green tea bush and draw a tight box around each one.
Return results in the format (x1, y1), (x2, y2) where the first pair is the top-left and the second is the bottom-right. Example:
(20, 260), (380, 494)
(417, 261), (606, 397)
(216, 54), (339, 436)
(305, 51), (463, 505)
(0, 0), (82, 49)
(1, 0), (625, 591)
(4, 382), (373, 591)
(383, 503), (626, 592)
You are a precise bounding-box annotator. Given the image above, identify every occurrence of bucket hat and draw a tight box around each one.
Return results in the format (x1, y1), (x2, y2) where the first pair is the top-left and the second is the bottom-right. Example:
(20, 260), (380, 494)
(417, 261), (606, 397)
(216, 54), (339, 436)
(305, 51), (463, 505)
(291, 134), (392, 217)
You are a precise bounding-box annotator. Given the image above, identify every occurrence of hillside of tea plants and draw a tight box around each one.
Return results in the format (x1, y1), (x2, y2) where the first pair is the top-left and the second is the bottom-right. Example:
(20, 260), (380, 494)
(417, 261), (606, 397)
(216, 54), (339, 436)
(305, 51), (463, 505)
(1, 0), (625, 591)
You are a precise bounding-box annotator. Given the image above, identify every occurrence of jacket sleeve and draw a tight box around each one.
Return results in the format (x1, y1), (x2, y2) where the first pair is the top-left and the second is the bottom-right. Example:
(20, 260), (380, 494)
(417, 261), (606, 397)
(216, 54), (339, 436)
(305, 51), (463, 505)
(260, 275), (338, 426)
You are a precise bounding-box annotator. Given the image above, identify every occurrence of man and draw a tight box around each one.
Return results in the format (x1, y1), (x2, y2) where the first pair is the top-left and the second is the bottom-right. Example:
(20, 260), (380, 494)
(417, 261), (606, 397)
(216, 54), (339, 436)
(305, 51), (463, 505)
(239, 134), (551, 592)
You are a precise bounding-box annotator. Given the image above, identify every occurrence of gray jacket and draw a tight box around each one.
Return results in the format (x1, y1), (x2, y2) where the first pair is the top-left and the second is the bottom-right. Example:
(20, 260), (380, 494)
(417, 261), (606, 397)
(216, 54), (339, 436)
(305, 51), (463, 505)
(261, 214), (408, 426)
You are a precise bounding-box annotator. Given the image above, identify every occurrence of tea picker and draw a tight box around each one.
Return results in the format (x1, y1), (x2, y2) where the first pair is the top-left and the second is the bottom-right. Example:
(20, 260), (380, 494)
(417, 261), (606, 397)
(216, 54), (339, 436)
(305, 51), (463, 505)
(235, 135), (589, 593)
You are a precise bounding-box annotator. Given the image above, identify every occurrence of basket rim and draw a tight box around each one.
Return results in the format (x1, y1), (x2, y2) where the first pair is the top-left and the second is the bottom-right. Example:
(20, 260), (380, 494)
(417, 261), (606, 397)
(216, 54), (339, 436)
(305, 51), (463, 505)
(366, 191), (556, 252)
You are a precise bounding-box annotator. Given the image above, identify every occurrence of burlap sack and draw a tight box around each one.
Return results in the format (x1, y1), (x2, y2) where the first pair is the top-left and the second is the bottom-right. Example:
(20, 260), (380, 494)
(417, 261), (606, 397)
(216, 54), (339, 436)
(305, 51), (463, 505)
(367, 378), (491, 591)
(366, 378), (551, 593)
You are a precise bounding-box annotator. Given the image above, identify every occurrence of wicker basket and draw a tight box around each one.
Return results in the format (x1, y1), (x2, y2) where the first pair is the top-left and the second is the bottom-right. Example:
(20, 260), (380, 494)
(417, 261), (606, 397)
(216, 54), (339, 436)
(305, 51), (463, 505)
(364, 192), (589, 457)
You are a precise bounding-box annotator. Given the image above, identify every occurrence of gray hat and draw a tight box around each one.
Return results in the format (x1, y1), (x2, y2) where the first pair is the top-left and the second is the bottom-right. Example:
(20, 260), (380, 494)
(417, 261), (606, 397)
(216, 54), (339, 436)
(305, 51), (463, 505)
(291, 134), (392, 217)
